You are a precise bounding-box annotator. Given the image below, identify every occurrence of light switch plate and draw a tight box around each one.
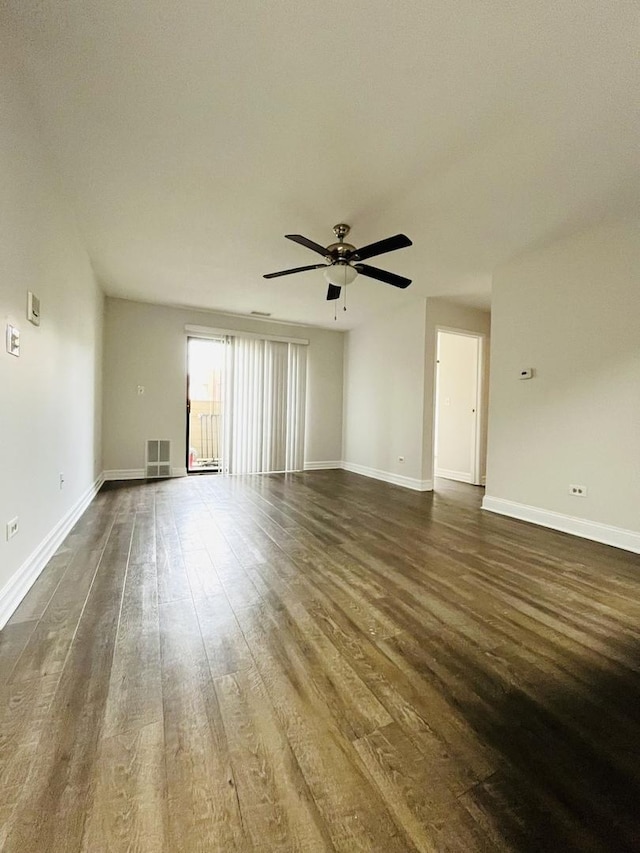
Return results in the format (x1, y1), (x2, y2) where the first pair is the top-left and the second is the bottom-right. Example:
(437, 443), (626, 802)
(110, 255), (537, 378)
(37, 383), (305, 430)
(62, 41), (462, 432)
(27, 291), (41, 326)
(6, 324), (20, 356)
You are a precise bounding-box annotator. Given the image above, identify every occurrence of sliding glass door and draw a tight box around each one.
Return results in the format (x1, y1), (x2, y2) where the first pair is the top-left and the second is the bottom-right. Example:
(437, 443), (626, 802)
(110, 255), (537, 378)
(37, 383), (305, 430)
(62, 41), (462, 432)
(186, 337), (224, 472)
(187, 333), (307, 475)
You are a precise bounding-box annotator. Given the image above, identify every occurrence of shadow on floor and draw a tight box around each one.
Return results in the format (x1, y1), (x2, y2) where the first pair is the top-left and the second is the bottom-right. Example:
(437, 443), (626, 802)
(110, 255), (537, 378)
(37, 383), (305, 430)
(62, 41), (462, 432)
(459, 638), (640, 852)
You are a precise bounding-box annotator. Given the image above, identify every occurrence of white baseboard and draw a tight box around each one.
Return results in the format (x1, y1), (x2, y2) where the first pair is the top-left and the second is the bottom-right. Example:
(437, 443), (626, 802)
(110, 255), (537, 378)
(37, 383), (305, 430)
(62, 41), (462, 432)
(435, 467), (473, 484)
(342, 461), (433, 492)
(304, 461), (343, 471)
(103, 468), (146, 481)
(0, 473), (105, 629)
(103, 468), (187, 481)
(482, 495), (640, 554)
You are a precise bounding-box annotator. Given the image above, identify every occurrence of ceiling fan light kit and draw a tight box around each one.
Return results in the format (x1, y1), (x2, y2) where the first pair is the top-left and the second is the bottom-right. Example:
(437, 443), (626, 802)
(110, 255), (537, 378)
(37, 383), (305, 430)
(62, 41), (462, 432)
(323, 263), (358, 287)
(263, 223), (413, 308)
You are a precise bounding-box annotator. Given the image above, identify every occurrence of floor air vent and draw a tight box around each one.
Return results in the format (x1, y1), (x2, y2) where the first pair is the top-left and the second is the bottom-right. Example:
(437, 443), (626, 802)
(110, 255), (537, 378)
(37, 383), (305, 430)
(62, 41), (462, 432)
(146, 440), (171, 478)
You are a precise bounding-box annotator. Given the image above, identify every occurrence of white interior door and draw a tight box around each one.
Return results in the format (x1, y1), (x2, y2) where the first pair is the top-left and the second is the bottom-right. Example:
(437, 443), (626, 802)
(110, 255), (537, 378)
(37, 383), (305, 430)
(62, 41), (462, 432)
(434, 330), (481, 484)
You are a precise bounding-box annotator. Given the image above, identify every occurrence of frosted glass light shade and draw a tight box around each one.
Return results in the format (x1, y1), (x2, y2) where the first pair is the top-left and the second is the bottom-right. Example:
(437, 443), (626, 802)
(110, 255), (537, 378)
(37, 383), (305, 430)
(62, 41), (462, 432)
(323, 263), (358, 287)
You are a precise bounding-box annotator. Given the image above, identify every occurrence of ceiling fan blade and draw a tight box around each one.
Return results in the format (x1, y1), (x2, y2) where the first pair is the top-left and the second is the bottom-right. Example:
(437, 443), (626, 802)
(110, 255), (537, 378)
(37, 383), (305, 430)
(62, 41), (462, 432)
(349, 234), (412, 262)
(285, 234), (330, 257)
(326, 284), (341, 301)
(263, 263), (327, 279)
(354, 263), (412, 289)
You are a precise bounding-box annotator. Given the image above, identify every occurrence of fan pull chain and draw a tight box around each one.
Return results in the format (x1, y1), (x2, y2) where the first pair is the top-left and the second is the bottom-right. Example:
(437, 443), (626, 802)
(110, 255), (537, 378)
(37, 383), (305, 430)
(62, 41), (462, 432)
(344, 285), (347, 312)
(334, 300), (337, 321)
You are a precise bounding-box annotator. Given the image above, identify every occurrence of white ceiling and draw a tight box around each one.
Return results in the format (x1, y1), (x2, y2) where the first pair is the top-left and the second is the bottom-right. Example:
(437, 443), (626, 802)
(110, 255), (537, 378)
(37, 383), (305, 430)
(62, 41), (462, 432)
(4, 0), (639, 329)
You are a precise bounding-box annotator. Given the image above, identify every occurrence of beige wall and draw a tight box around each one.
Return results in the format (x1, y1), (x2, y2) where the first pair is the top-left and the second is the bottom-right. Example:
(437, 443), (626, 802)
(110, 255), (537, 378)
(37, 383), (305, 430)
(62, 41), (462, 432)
(103, 298), (344, 473)
(0, 34), (103, 607)
(485, 222), (640, 534)
(342, 296), (490, 490)
(423, 298), (491, 484)
(342, 299), (428, 486)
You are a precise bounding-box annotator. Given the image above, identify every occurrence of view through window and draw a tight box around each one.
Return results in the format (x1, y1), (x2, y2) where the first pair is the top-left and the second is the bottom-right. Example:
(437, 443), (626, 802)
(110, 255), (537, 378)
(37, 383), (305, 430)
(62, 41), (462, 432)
(187, 337), (224, 472)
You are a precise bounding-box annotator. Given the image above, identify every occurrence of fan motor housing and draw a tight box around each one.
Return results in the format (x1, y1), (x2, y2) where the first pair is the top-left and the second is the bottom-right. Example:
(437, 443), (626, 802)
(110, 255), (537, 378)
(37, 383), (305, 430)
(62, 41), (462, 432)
(326, 242), (356, 260)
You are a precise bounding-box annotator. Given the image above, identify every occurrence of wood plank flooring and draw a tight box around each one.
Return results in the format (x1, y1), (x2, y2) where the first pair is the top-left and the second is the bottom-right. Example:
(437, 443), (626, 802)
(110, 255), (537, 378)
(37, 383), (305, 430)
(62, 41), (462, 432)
(2, 471), (640, 851)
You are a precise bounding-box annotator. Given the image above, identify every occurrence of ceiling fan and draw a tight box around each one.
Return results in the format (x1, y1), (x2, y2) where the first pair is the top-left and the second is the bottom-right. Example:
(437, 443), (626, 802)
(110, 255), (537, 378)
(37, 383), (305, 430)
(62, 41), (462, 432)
(263, 224), (412, 301)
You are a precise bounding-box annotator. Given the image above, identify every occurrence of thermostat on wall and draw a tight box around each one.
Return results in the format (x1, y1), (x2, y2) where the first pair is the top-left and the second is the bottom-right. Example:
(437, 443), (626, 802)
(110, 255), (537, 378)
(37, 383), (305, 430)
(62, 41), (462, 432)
(27, 291), (41, 326)
(518, 367), (533, 380)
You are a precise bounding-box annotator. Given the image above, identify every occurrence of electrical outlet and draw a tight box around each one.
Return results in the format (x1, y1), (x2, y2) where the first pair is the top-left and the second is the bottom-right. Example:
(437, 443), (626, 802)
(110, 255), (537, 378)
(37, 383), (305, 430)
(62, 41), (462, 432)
(6, 517), (18, 540)
(569, 484), (588, 497)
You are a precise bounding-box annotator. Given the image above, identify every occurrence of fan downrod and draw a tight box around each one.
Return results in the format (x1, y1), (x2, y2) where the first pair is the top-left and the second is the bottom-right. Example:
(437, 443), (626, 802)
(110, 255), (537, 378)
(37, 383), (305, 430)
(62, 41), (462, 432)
(327, 224), (355, 260)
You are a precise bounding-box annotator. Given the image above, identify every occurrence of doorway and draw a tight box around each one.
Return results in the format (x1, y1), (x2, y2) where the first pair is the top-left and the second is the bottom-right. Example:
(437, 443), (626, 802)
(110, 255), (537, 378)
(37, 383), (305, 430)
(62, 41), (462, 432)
(434, 329), (484, 485)
(187, 337), (224, 473)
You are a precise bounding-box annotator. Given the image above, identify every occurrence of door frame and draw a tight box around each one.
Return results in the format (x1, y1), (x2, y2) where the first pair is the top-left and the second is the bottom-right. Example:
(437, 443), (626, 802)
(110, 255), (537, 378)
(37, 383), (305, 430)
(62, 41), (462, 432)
(433, 326), (486, 486)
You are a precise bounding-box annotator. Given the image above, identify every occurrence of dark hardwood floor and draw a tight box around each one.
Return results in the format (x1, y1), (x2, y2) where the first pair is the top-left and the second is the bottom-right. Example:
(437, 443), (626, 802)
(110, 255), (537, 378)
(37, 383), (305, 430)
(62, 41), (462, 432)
(1, 471), (639, 852)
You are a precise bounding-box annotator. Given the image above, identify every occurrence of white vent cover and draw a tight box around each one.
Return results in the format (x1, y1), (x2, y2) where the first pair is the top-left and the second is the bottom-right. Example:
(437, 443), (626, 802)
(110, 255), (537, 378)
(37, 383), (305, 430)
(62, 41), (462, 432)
(146, 440), (171, 478)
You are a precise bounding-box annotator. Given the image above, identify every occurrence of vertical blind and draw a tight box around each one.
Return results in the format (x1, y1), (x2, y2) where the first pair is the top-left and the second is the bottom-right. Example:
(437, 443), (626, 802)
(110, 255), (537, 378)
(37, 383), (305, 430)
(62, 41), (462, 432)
(222, 335), (307, 474)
